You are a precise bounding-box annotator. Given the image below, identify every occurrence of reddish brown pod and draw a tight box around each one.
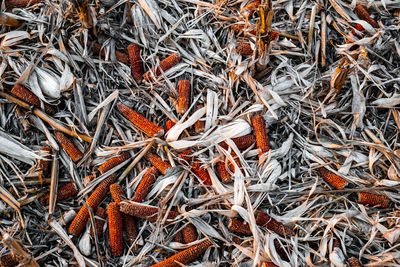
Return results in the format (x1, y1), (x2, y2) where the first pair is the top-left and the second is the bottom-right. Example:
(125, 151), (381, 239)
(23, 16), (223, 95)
(38, 146), (52, 183)
(151, 239), (212, 267)
(316, 167), (348, 190)
(256, 212), (294, 238)
(182, 223), (197, 244)
(236, 43), (253, 56)
(177, 80), (190, 115)
(11, 84), (54, 114)
(251, 114), (270, 156)
(355, 5), (379, 29)
(40, 182), (78, 205)
(0, 253), (18, 267)
(219, 134), (255, 150)
(98, 152), (130, 175)
(90, 42), (129, 65)
(174, 230), (185, 243)
(108, 202), (123, 257)
(145, 153), (172, 175)
(194, 106), (205, 133)
(191, 161), (212, 185)
(91, 207), (106, 237)
(164, 120), (175, 133)
(127, 43), (143, 82)
(68, 174), (116, 236)
(132, 167), (159, 203)
(124, 214), (138, 245)
(117, 103), (163, 137)
(143, 52), (181, 81)
(110, 183), (125, 205)
(347, 257), (361, 267)
(228, 218), (252, 236)
(5, 0), (42, 8)
(178, 149), (194, 163)
(357, 192), (391, 208)
(240, 0), (261, 16)
(54, 131), (83, 162)
(120, 202), (178, 223)
(216, 160), (232, 184)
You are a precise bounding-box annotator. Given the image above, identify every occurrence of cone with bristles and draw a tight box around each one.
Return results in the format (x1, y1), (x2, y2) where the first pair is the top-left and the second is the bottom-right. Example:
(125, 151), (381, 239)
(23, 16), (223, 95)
(216, 160), (233, 184)
(182, 223), (197, 244)
(108, 202), (123, 257)
(240, 0), (261, 16)
(219, 134), (256, 150)
(251, 114), (270, 157)
(117, 103), (163, 137)
(127, 43), (143, 82)
(150, 239), (212, 267)
(191, 161), (212, 185)
(164, 120), (175, 133)
(54, 131), (83, 162)
(174, 230), (185, 243)
(91, 207), (106, 237)
(178, 149), (193, 163)
(110, 183), (125, 205)
(316, 167), (348, 190)
(347, 257), (361, 267)
(132, 167), (159, 203)
(143, 52), (181, 81)
(40, 182), (78, 205)
(228, 218), (252, 236)
(145, 153), (171, 175)
(68, 174), (116, 236)
(357, 192), (391, 208)
(177, 80), (190, 115)
(98, 152), (130, 175)
(355, 5), (379, 28)
(0, 254), (18, 267)
(236, 43), (253, 55)
(256, 212), (294, 238)
(11, 84), (54, 114)
(120, 201), (178, 223)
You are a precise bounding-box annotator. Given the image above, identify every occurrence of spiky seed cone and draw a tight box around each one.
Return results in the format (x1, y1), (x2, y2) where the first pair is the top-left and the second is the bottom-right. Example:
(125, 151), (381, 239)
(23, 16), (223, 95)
(127, 43), (143, 81)
(316, 167), (348, 190)
(108, 202), (123, 257)
(251, 114), (270, 156)
(177, 80), (190, 114)
(256, 212), (294, 238)
(228, 218), (252, 236)
(98, 152), (130, 175)
(110, 183), (125, 205)
(347, 257), (361, 267)
(355, 5), (379, 28)
(132, 167), (159, 203)
(143, 53), (181, 81)
(40, 182), (78, 205)
(145, 153), (171, 175)
(219, 134), (256, 150)
(182, 223), (197, 244)
(191, 161), (212, 185)
(11, 84), (54, 114)
(38, 146), (52, 182)
(357, 192), (391, 208)
(164, 120), (175, 133)
(91, 207), (106, 237)
(120, 202), (177, 223)
(54, 131), (83, 162)
(236, 43), (253, 55)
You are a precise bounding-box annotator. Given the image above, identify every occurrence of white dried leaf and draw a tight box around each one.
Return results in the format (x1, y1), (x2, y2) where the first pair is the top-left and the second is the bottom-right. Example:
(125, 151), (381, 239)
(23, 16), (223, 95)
(1, 31), (30, 48)
(0, 130), (40, 165)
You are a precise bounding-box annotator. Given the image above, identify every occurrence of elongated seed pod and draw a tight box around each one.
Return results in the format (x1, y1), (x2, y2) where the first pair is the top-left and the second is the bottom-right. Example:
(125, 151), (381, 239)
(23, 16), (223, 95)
(357, 192), (390, 208)
(98, 152), (130, 175)
(151, 239), (212, 267)
(40, 182), (78, 205)
(110, 183), (125, 205)
(143, 53), (181, 81)
(191, 161), (212, 185)
(174, 230), (185, 243)
(355, 5), (379, 28)
(90, 42), (129, 65)
(256, 212), (294, 238)
(236, 43), (253, 55)
(38, 146), (52, 181)
(0, 254), (18, 267)
(262, 262), (279, 267)
(216, 161), (232, 184)
(231, 24), (257, 35)
(194, 105), (205, 133)
(178, 149), (193, 163)
(316, 167), (348, 190)
(108, 202), (123, 257)
(347, 257), (361, 267)
(91, 207), (106, 237)
(69, 174), (116, 236)
(117, 103), (163, 137)
(164, 120), (175, 133)
(251, 114), (270, 156)
(177, 80), (190, 114)
(11, 84), (54, 114)
(219, 134), (256, 150)
(54, 131), (83, 162)
(182, 223), (197, 244)
(124, 214), (138, 245)
(127, 43), (143, 82)
(145, 153), (171, 175)
(120, 201), (177, 223)
(228, 218), (252, 236)
(5, 0), (42, 8)
(132, 167), (159, 203)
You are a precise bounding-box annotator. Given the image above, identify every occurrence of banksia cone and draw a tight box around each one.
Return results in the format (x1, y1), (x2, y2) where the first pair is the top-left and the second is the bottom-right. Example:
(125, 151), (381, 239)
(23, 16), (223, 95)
(120, 201), (177, 223)
(164, 120), (175, 133)
(219, 134), (255, 150)
(347, 257), (361, 267)
(174, 230), (185, 243)
(178, 149), (193, 163)
(256, 212), (294, 238)
(191, 161), (212, 185)
(151, 239), (212, 267)
(11, 84), (54, 114)
(5, 0), (42, 8)
(216, 161), (233, 184)
(228, 218), (252, 236)
(40, 182), (78, 205)
(132, 167), (159, 203)
(108, 202), (123, 257)
(98, 152), (130, 174)
(355, 5), (379, 28)
(177, 80), (190, 115)
(194, 106), (205, 133)
(251, 114), (270, 156)
(0, 254), (18, 267)
(182, 223), (197, 243)
(316, 167), (348, 190)
(124, 214), (138, 245)
(91, 207), (106, 237)
(69, 174), (116, 236)
(127, 43), (143, 82)
(357, 192), (391, 208)
(38, 146), (52, 182)
(117, 103), (163, 137)
(143, 52), (181, 81)
(54, 131), (83, 162)
(236, 43), (253, 55)
(90, 42), (129, 65)
(110, 183), (125, 205)
(145, 153), (171, 175)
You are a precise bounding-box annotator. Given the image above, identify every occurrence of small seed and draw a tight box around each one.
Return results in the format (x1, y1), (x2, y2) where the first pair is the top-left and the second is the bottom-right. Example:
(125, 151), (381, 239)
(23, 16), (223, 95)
(347, 257), (361, 267)
(132, 167), (159, 203)
(177, 80), (190, 115)
(151, 239), (212, 267)
(164, 120), (175, 133)
(98, 152), (130, 175)
(11, 84), (54, 114)
(40, 182), (78, 205)
(228, 218), (252, 236)
(117, 103), (163, 137)
(145, 153), (172, 175)
(256, 212), (294, 238)
(120, 201), (177, 223)
(54, 131), (83, 162)
(143, 52), (181, 81)
(91, 207), (106, 237)
(110, 183), (125, 205)
(316, 167), (348, 190)
(191, 161), (212, 185)
(357, 192), (390, 208)
(219, 134), (255, 150)
(127, 43), (143, 82)
(251, 114), (270, 156)
(108, 202), (123, 257)
(355, 5), (379, 28)
(182, 223), (197, 244)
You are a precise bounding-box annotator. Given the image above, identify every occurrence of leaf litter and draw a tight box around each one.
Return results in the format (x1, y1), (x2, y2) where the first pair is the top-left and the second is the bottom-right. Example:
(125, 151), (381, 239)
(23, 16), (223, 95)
(0, 0), (400, 266)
